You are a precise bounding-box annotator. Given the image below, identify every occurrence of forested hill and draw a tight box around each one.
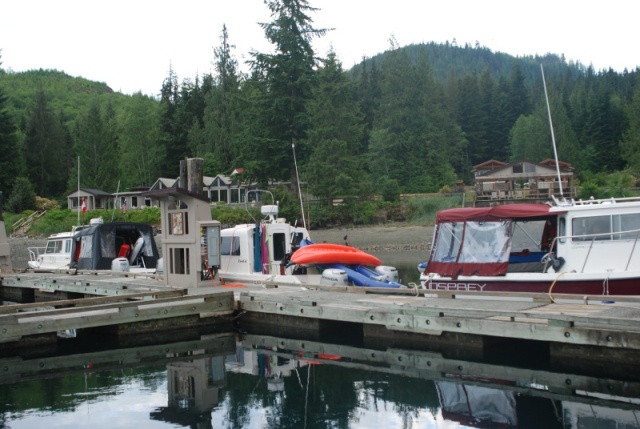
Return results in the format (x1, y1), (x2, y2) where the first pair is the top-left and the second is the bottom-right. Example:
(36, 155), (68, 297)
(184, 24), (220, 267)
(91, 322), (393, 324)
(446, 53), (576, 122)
(1, 32), (639, 216)
(353, 42), (591, 84)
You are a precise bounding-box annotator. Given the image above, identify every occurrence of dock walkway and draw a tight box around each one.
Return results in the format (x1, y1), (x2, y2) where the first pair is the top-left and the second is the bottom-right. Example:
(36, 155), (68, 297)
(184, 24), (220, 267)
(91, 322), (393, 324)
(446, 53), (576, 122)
(237, 286), (640, 351)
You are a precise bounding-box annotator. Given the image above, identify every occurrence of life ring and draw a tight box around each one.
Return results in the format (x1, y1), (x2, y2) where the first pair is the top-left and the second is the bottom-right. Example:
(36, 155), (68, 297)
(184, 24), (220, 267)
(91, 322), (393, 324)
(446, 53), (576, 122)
(129, 236), (145, 265)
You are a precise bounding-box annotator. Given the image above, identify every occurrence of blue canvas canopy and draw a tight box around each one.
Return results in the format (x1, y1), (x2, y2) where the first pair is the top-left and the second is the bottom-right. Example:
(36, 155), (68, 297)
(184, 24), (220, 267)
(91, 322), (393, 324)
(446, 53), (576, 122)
(70, 222), (159, 270)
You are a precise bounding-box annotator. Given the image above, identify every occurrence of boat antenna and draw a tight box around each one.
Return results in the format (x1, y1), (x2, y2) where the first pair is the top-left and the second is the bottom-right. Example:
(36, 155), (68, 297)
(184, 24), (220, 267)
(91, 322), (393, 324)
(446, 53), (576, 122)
(111, 180), (120, 222)
(540, 64), (564, 199)
(292, 140), (307, 230)
(245, 189), (274, 223)
(77, 156), (80, 225)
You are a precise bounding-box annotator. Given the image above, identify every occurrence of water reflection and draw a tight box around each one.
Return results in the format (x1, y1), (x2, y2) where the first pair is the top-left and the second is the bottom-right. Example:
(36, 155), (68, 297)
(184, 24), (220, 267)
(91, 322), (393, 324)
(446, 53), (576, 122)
(1, 329), (640, 428)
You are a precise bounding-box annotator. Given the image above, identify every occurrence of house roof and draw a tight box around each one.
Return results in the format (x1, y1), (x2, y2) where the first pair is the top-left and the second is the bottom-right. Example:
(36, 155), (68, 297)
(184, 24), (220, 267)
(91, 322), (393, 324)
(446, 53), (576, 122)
(141, 187), (210, 203)
(473, 159), (508, 170)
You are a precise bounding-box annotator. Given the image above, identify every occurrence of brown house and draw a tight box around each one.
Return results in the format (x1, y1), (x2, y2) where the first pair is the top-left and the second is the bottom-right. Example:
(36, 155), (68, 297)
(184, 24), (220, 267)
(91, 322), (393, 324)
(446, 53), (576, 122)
(472, 159), (575, 206)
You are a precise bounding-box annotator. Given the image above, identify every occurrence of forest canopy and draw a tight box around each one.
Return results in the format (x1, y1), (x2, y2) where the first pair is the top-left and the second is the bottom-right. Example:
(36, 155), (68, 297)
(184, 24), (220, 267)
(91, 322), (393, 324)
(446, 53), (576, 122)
(1, 0), (639, 214)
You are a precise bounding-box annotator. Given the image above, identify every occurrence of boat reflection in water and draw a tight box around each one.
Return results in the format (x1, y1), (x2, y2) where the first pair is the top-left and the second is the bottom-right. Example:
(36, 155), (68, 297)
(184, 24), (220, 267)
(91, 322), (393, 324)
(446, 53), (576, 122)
(1, 332), (639, 428)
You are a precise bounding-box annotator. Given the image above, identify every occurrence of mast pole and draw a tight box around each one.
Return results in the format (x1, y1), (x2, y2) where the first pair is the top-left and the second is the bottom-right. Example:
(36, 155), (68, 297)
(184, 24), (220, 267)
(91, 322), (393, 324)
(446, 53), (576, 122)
(292, 140), (307, 229)
(77, 156), (80, 225)
(541, 64), (564, 199)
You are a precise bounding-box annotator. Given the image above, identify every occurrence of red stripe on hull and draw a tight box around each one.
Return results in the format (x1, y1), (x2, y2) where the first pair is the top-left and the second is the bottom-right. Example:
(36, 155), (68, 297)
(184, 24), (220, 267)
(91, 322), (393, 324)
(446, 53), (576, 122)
(422, 278), (640, 295)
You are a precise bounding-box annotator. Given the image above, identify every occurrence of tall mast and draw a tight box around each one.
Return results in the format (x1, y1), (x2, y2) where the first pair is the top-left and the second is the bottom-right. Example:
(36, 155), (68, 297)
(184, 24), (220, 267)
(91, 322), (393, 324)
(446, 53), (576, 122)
(540, 64), (564, 199)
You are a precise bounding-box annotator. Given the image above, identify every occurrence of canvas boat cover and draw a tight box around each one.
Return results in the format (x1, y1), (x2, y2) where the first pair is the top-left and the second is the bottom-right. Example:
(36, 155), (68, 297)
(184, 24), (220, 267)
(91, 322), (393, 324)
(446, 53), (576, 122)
(71, 222), (159, 270)
(428, 204), (563, 278)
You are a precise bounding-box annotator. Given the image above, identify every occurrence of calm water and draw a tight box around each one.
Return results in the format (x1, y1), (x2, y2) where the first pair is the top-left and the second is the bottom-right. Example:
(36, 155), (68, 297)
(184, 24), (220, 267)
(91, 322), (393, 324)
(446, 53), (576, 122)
(2, 259), (640, 428)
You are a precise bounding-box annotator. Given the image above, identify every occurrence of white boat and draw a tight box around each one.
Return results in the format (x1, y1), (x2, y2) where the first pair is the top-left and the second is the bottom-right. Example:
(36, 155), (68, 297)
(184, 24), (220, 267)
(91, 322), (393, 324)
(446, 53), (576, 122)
(27, 225), (87, 271)
(218, 205), (402, 287)
(419, 196), (640, 295)
(27, 218), (161, 274)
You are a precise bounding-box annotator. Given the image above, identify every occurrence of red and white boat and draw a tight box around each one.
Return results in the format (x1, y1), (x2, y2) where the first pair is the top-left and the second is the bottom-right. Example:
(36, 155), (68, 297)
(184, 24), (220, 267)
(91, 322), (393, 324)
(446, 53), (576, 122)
(419, 196), (640, 295)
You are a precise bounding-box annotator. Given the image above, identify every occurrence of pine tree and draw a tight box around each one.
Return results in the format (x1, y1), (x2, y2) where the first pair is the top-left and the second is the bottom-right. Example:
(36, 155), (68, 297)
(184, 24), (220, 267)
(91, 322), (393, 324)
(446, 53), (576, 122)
(248, 0), (330, 184)
(0, 54), (23, 199)
(201, 24), (243, 174)
(23, 88), (63, 197)
(303, 51), (368, 205)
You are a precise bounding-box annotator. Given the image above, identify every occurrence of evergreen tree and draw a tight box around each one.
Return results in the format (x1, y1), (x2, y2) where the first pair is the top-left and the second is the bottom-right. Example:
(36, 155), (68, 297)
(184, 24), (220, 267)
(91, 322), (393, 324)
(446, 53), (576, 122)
(201, 24), (243, 174)
(158, 66), (181, 176)
(0, 53), (22, 198)
(23, 88), (64, 197)
(621, 73), (640, 175)
(118, 93), (164, 187)
(303, 51), (368, 205)
(248, 0), (329, 184)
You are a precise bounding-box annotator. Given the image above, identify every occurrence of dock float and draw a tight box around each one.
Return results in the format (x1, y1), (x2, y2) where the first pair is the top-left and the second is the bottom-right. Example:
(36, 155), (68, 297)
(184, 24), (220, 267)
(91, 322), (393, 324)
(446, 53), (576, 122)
(236, 287), (640, 355)
(0, 272), (235, 348)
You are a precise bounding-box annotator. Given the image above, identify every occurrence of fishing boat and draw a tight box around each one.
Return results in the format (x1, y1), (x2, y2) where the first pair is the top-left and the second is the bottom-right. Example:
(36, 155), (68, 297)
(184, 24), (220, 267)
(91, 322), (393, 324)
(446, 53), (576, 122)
(27, 218), (161, 273)
(419, 196), (640, 295)
(218, 205), (402, 288)
(27, 223), (91, 271)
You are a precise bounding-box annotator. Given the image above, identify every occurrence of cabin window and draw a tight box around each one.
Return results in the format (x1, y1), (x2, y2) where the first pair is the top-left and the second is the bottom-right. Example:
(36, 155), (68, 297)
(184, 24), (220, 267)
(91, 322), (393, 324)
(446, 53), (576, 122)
(221, 237), (241, 256)
(573, 216), (611, 241)
(272, 233), (286, 261)
(558, 217), (566, 243)
(614, 213), (640, 240)
(46, 240), (63, 254)
(432, 222), (464, 262)
(170, 247), (190, 274)
(79, 236), (93, 259)
(459, 221), (511, 263)
(131, 196), (138, 208)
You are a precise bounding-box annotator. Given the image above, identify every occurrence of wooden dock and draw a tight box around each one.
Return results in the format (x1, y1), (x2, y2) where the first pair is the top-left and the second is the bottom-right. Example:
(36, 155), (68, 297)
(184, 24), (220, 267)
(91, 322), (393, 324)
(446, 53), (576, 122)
(236, 286), (640, 357)
(4, 270), (640, 362)
(0, 271), (235, 348)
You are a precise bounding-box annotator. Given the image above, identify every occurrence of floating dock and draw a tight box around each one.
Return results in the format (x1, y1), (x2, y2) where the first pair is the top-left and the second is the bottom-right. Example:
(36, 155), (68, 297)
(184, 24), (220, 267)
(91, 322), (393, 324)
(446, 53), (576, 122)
(3, 271), (640, 365)
(0, 271), (235, 348)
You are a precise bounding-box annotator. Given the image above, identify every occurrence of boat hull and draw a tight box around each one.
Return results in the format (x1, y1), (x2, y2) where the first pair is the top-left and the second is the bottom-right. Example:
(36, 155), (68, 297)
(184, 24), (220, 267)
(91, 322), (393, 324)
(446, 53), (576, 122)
(420, 272), (640, 295)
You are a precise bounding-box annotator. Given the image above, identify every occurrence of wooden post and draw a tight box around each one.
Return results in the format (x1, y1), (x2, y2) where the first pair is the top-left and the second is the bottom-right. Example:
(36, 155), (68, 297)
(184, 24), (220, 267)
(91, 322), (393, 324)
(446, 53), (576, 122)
(186, 158), (204, 195)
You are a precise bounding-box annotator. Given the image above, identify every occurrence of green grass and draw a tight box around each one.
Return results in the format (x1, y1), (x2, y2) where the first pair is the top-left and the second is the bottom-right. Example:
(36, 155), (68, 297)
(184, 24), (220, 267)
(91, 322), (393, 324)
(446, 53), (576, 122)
(404, 194), (464, 225)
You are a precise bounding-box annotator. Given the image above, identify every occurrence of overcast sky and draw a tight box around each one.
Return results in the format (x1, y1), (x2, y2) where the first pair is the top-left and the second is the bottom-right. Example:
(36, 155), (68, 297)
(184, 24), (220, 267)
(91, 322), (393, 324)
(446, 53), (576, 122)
(1, 0), (638, 96)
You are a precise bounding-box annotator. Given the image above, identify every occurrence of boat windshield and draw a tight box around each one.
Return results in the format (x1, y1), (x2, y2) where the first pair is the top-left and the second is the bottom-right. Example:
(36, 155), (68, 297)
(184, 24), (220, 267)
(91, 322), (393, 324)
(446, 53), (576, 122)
(45, 239), (64, 254)
(432, 221), (511, 264)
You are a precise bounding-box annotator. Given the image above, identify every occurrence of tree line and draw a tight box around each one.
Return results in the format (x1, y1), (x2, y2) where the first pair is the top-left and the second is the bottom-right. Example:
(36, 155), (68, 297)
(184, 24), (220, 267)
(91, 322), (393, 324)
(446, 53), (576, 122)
(1, 0), (639, 215)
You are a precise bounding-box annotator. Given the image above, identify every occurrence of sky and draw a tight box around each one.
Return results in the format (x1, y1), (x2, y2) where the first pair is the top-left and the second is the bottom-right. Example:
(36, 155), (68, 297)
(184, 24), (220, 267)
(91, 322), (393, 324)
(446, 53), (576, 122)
(1, 0), (638, 97)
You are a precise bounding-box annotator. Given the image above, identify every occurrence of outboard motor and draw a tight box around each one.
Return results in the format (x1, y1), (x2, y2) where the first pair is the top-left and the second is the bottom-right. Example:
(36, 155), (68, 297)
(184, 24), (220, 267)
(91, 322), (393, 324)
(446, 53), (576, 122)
(320, 268), (349, 286)
(111, 257), (130, 272)
(374, 266), (399, 283)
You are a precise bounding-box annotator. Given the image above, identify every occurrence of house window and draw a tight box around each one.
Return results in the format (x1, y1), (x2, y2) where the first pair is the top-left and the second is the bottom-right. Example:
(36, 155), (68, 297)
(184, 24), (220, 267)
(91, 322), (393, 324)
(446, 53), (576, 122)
(220, 189), (228, 203)
(131, 196), (138, 208)
(240, 189), (246, 203)
(231, 189), (239, 203)
(512, 164), (523, 174)
(170, 247), (190, 274)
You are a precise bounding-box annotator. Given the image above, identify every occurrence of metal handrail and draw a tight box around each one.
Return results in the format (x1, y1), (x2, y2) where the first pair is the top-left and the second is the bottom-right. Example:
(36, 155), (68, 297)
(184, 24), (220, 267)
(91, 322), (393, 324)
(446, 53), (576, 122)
(551, 228), (640, 273)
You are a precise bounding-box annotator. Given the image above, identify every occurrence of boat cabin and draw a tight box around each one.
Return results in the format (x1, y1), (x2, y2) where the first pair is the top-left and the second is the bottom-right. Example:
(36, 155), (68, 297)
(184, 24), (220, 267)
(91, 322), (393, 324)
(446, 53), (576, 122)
(220, 205), (310, 278)
(70, 222), (160, 270)
(427, 198), (640, 279)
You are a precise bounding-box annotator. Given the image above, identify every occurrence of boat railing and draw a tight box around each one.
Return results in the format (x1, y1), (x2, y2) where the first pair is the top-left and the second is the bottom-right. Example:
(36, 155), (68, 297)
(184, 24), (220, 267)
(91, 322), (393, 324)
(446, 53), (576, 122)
(27, 246), (46, 263)
(573, 196), (640, 206)
(551, 227), (640, 273)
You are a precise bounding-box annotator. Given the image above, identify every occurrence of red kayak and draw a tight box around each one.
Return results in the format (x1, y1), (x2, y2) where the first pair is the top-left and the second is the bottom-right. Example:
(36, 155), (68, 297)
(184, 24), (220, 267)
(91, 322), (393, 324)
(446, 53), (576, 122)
(291, 243), (381, 266)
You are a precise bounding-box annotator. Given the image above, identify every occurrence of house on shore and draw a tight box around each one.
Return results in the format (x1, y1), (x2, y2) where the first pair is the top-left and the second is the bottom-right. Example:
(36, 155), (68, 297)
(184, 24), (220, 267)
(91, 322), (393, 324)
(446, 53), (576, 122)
(472, 159), (575, 207)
